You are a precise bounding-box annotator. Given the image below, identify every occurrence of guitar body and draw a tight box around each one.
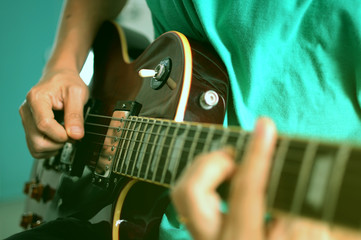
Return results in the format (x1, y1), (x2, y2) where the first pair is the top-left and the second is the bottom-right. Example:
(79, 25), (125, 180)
(93, 21), (229, 240)
(22, 21), (229, 240)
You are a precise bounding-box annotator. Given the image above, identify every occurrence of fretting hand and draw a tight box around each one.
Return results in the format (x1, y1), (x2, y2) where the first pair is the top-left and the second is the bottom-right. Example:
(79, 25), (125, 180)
(171, 118), (361, 240)
(171, 118), (276, 240)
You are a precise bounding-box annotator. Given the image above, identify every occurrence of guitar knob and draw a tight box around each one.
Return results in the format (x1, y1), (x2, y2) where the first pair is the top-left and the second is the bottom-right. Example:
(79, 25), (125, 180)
(42, 185), (56, 202)
(20, 214), (32, 229)
(30, 184), (44, 202)
(24, 182), (56, 202)
(20, 213), (43, 229)
(24, 181), (43, 201)
(23, 181), (35, 194)
(200, 90), (219, 110)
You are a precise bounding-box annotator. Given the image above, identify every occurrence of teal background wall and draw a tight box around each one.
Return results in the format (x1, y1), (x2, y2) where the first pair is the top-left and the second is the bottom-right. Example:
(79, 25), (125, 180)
(0, 0), (63, 202)
(0, 1), (154, 238)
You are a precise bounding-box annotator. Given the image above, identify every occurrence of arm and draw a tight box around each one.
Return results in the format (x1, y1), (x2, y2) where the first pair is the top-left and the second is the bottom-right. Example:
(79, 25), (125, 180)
(47, 0), (127, 72)
(19, 0), (127, 158)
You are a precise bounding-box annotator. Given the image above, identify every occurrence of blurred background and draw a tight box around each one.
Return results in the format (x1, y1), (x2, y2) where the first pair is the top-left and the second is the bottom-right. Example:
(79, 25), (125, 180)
(0, 0), (153, 238)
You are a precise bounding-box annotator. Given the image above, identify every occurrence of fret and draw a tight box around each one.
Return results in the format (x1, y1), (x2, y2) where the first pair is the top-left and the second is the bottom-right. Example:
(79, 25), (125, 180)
(143, 119), (163, 180)
(136, 118), (153, 178)
(322, 144), (350, 223)
(207, 128), (226, 152)
(219, 128), (229, 147)
(161, 123), (181, 184)
(333, 148), (361, 229)
(152, 121), (172, 182)
(124, 117), (141, 175)
(112, 117), (123, 172)
(267, 137), (290, 209)
(169, 124), (191, 186)
(119, 118), (137, 173)
(273, 140), (306, 212)
(115, 118), (132, 172)
(224, 130), (240, 148)
(296, 144), (339, 221)
(291, 141), (319, 214)
(233, 130), (247, 161)
(191, 125), (210, 157)
(202, 125), (216, 152)
(186, 124), (203, 169)
(130, 118), (148, 177)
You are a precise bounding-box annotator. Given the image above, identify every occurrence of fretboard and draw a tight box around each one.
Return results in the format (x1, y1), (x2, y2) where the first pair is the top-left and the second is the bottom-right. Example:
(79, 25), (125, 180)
(113, 116), (247, 185)
(112, 116), (361, 230)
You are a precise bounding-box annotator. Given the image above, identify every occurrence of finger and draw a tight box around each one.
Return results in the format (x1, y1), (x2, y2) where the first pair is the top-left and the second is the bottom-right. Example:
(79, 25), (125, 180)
(270, 215), (361, 240)
(171, 149), (236, 240)
(26, 91), (68, 143)
(271, 216), (331, 240)
(20, 101), (65, 158)
(30, 150), (60, 160)
(223, 118), (277, 240)
(63, 85), (88, 140)
(187, 148), (236, 193)
(331, 226), (361, 240)
(26, 133), (64, 157)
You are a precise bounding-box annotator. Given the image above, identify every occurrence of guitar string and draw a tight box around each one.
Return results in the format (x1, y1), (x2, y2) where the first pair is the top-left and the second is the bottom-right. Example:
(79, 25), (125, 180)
(85, 115), (355, 152)
(83, 115), (361, 181)
(88, 139), (247, 164)
(84, 117), (225, 134)
(85, 115), (320, 152)
(84, 123), (255, 170)
(86, 131), (361, 184)
(87, 114), (236, 134)
(83, 123), (327, 163)
(84, 116), (253, 152)
(84, 128), (242, 145)
(83, 118), (353, 167)
(85, 115), (249, 181)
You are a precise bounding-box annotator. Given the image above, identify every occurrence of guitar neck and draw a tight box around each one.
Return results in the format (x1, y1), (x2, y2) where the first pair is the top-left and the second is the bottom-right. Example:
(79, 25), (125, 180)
(112, 116), (361, 230)
(113, 116), (249, 185)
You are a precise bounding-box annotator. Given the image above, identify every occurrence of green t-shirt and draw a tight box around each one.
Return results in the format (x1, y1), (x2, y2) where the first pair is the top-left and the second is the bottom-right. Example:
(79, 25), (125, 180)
(146, 0), (361, 239)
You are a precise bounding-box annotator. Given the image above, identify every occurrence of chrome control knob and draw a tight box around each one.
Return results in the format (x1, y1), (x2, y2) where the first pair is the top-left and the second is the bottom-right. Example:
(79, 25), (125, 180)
(200, 90), (219, 110)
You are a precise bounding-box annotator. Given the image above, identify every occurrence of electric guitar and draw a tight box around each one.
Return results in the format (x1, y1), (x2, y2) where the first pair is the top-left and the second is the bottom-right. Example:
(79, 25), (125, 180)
(22, 21), (361, 239)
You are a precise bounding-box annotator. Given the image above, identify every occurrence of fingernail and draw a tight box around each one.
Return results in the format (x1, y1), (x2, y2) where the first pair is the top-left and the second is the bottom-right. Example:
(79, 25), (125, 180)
(254, 118), (265, 138)
(254, 118), (276, 141)
(68, 126), (83, 136)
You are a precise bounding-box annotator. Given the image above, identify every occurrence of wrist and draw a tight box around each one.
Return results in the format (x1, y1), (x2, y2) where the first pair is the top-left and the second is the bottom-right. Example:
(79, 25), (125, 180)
(39, 68), (83, 85)
(44, 48), (85, 74)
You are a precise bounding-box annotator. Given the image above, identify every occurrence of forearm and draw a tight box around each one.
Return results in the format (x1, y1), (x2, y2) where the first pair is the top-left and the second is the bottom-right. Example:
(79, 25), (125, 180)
(45, 0), (127, 73)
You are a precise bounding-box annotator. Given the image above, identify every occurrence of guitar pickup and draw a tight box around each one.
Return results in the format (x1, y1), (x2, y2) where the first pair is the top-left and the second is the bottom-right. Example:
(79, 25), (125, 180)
(92, 101), (142, 188)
